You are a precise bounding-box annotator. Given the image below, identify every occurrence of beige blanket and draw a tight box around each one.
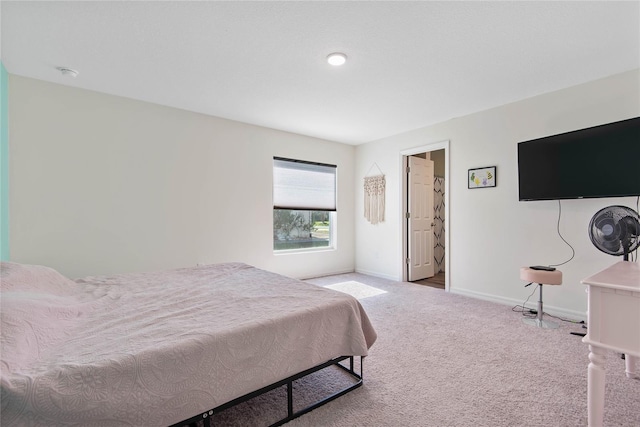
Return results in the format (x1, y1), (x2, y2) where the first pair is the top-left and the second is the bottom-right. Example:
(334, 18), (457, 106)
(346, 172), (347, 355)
(1, 262), (376, 426)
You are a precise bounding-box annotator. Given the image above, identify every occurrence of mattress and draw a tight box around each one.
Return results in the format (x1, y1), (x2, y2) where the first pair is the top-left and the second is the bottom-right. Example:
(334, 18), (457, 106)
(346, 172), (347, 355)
(0, 261), (377, 426)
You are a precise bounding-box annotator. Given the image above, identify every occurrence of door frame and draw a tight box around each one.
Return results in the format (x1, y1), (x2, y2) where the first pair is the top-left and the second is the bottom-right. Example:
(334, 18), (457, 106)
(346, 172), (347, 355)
(400, 140), (450, 290)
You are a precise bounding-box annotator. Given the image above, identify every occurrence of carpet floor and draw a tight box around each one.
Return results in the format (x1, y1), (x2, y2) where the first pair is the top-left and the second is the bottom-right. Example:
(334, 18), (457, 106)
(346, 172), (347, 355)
(210, 272), (640, 427)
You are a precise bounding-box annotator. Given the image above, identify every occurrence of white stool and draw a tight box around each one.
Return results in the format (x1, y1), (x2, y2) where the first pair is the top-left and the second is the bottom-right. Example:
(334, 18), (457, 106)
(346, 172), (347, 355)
(520, 267), (562, 329)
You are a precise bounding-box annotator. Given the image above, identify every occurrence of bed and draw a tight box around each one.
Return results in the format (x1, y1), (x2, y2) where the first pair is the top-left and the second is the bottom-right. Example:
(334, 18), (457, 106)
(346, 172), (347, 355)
(0, 261), (377, 426)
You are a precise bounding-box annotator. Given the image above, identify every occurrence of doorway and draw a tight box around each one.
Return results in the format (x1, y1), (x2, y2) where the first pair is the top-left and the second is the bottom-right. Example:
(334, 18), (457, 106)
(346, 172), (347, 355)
(401, 141), (449, 290)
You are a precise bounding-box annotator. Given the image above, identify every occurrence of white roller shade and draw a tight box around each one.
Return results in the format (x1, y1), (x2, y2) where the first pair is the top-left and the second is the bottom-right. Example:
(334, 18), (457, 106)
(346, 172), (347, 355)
(273, 158), (337, 211)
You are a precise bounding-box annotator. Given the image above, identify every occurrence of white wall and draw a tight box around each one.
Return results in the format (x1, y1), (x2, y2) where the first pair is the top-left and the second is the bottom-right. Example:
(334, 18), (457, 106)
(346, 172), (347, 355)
(8, 75), (355, 279)
(8, 70), (640, 317)
(355, 69), (640, 319)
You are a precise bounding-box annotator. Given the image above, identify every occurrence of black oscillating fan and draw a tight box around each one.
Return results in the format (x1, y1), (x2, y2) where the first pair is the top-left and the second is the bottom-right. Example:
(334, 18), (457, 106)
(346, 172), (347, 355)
(588, 205), (640, 261)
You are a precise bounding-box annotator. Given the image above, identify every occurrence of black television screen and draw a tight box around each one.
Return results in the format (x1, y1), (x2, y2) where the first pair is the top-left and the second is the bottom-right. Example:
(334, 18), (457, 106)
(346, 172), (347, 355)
(518, 117), (640, 201)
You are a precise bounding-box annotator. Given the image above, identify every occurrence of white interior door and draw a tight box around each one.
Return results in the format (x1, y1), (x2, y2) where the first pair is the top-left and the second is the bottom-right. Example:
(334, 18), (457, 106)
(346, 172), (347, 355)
(408, 156), (435, 281)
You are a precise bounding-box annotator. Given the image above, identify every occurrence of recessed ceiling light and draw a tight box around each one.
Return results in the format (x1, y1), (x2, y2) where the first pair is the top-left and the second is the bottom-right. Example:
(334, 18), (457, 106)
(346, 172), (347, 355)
(57, 67), (79, 78)
(327, 52), (347, 66)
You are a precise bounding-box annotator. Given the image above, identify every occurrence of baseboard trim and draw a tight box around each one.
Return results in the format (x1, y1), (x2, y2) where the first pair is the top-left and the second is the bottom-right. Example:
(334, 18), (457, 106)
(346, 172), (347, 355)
(354, 268), (400, 282)
(299, 268), (355, 281)
(449, 287), (587, 322)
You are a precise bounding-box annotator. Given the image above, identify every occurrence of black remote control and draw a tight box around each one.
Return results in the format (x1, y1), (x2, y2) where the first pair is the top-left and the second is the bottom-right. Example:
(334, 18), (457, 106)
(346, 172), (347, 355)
(530, 265), (556, 271)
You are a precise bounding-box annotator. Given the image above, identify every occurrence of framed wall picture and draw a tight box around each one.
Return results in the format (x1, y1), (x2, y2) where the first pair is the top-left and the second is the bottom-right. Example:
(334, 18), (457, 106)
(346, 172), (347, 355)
(468, 166), (496, 189)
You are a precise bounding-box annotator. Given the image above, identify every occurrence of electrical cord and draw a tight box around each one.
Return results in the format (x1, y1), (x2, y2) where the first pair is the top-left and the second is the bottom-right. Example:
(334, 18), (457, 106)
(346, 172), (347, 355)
(543, 311), (584, 324)
(512, 283), (584, 324)
(633, 196), (639, 262)
(512, 285), (538, 319)
(548, 200), (575, 267)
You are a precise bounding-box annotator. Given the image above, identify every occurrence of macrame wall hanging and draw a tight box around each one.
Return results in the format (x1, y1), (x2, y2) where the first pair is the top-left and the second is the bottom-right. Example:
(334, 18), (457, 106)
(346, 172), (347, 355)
(364, 163), (385, 225)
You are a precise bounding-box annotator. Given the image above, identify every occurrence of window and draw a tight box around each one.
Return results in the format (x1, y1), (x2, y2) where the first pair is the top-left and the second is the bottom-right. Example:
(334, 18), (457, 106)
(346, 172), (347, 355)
(273, 157), (336, 251)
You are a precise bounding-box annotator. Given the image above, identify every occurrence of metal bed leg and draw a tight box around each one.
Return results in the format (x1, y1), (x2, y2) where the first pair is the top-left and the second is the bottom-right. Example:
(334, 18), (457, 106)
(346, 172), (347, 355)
(287, 380), (293, 418)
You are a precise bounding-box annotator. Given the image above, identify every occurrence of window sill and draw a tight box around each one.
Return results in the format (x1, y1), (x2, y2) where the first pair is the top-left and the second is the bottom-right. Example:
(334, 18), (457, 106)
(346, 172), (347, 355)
(274, 247), (336, 255)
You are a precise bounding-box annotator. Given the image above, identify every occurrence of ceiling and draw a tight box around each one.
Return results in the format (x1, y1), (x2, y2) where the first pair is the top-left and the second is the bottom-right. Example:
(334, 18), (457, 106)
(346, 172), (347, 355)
(2, 1), (639, 145)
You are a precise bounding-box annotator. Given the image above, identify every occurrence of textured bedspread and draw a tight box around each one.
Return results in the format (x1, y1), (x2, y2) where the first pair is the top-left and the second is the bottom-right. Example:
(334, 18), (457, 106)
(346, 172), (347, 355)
(0, 262), (377, 426)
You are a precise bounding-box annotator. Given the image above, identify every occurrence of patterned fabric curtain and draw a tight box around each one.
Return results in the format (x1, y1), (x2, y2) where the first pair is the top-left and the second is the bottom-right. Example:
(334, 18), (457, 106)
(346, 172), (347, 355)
(364, 175), (385, 224)
(434, 177), (445, 273)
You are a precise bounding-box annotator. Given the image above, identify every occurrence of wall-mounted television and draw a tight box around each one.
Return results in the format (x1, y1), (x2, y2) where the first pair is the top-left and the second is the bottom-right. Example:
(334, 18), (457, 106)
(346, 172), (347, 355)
(517, 117), (640, 201)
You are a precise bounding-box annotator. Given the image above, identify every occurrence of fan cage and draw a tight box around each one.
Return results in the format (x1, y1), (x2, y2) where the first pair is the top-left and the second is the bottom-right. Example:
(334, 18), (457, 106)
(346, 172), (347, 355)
(588, 205), (640, 257)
